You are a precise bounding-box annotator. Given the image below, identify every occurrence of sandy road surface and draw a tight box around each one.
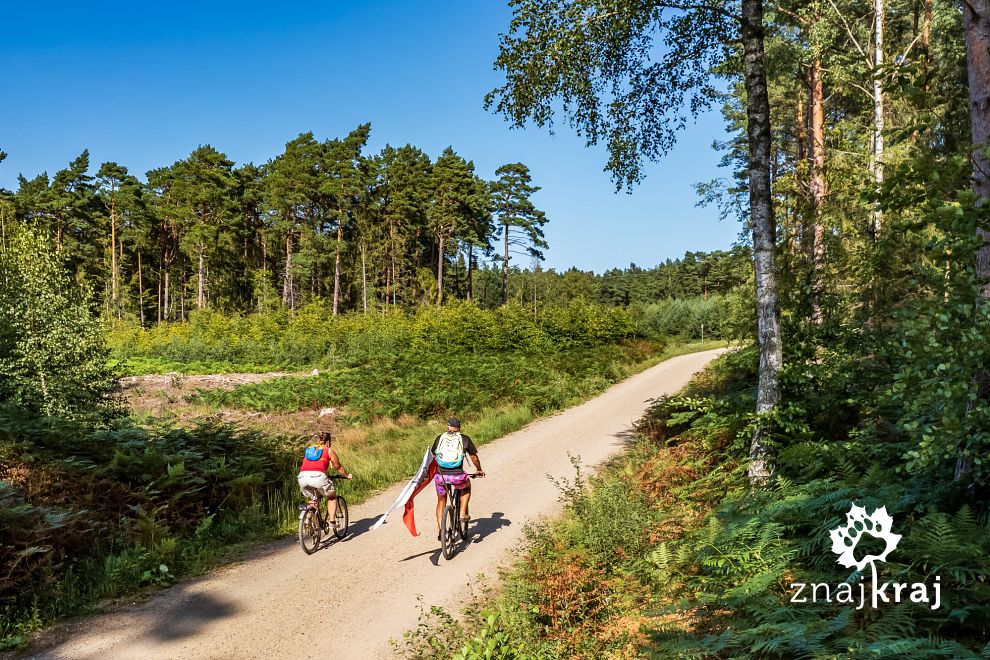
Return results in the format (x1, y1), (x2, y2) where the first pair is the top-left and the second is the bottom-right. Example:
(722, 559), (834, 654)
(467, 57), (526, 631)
(32, 349), (725, 660)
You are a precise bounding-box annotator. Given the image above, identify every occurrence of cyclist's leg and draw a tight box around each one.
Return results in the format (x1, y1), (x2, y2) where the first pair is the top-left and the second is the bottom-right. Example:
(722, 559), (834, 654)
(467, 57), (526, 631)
(318, 476), (337, 525)
(434, 474), (448, 533)
(460, 481), (472, 521)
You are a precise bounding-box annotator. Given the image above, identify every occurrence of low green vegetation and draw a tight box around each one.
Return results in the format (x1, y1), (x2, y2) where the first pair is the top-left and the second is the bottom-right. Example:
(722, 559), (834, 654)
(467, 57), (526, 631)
(403, 349), (990, 659)
(105, 296), (735, 376)
(1, 235), (727, 649)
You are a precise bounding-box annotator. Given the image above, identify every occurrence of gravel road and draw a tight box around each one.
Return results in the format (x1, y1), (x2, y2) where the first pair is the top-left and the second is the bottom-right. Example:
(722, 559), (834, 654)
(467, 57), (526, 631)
(33, 348), (725, 660)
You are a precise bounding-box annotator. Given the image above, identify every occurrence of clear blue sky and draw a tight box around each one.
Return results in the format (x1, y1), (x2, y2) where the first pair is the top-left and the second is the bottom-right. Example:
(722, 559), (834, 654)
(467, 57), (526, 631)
(0, 1), (741, 273)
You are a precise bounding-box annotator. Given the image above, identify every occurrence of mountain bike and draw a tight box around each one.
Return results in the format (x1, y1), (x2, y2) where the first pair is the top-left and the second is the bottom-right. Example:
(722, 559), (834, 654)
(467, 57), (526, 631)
(298, 476), (349, 554)
(439, 473), (479, 560)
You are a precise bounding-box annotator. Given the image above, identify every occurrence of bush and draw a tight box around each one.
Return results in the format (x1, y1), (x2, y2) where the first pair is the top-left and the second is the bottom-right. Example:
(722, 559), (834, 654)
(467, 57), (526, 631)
(106, 300), (639, 375)
(0, 409), (296, 643)
(0, 228), (120, 420)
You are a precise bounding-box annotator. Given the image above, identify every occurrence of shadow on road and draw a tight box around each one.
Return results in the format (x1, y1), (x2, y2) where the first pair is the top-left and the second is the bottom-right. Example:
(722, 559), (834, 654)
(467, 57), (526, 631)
(470, 512), (511, 544)
(336, 515), (378, 543)
(397, 512), (513, 565)
(143, 592), (237, 642)
(399, 545), (443, 565)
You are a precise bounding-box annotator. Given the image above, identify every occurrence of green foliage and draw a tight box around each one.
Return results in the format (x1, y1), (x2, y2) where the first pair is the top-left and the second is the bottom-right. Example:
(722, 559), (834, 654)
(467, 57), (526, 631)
(442, 350), (990, 657)
(0, 410), (296, 644)
(0, 227), (120, 420)
(106, 300), (641, 375)
(188, 307), (651, 421)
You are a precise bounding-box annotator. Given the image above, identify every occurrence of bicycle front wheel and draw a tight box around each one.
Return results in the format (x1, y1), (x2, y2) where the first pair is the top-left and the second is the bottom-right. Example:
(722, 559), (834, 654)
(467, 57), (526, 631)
(333, 496), (349, 539)
(299, 508), (322, 554)
(441, 505), (458, 560)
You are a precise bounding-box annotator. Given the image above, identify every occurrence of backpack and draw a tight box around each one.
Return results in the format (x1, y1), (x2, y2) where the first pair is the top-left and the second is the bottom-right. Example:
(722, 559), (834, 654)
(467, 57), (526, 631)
(304, 446), (324, 461)
(435, 432), (465, 469)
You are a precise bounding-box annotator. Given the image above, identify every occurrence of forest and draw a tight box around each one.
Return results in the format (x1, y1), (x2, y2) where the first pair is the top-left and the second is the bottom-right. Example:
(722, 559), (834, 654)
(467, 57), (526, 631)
(0, 131), (748, 319)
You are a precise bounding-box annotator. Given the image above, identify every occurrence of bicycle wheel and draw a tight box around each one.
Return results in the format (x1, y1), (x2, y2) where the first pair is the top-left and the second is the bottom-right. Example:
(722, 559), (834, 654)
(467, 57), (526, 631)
(441, 504), (458, 559)
(298, 508), (322, 554)
(333, 496), (349, 539)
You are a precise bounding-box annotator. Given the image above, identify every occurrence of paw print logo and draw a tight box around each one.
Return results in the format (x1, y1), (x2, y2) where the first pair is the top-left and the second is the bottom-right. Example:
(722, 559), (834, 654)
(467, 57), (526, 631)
(829, 503), (901, 572)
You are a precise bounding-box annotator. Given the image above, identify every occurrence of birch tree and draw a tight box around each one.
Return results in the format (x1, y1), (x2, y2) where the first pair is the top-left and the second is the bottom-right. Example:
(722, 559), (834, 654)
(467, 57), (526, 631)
(486, 0), (782, 484)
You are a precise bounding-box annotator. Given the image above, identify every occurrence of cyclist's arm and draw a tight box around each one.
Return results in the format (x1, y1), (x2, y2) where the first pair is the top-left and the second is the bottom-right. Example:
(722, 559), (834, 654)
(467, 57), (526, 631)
(468, 452), (485, 477)
(327, 448), (352, 479)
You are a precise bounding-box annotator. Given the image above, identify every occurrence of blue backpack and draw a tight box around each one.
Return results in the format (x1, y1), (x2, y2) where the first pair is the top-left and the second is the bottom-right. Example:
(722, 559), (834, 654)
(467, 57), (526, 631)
(435, 432), (465, 469)
(304, 446), (324, 461)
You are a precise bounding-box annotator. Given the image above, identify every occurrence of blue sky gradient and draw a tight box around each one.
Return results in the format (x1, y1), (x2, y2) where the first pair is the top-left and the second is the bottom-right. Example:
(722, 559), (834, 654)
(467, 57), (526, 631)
(1, 1), (741, 272)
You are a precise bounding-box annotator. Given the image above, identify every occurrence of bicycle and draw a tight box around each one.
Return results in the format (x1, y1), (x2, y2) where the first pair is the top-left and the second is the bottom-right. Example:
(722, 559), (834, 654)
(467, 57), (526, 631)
(439, 473), (479, 560)
(298, 476), (349, 554)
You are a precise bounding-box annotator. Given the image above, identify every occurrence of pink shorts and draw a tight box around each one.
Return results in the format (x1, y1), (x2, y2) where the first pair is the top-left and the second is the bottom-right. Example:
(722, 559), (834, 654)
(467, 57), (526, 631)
(434, 472), (470, 495)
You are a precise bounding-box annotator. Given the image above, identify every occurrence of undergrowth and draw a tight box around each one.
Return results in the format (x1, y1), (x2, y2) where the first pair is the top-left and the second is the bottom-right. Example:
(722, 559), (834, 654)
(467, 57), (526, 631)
(408, 348), (990, 659)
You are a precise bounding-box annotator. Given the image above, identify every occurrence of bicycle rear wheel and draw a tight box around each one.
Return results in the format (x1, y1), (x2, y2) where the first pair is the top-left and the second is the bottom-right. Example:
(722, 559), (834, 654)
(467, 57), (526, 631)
(333, 496), (349, 539)
(440, 504), (458, 559)
(298, 508), (322, 554)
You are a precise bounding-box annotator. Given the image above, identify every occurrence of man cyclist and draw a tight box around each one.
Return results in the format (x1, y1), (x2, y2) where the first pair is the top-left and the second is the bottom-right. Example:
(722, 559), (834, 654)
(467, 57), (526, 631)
(298, 431), (351, 529)
(432, 417), (485, 539)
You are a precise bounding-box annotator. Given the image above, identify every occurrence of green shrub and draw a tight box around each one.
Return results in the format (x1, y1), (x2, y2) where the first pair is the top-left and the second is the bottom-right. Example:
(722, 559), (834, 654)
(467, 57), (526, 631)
(0, 227), (120, 421)
(106, 300), (640, 375)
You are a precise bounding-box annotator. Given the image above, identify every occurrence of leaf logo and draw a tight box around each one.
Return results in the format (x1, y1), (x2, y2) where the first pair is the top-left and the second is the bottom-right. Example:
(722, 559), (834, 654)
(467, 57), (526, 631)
(828, 504), (901, 572)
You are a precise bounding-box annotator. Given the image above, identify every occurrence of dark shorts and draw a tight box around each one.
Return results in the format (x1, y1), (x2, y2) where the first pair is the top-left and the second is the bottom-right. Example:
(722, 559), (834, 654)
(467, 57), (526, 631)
(434, 472), (470, 495)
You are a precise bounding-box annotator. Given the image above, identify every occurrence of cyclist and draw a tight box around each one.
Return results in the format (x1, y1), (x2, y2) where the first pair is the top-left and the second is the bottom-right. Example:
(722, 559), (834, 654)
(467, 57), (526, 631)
(432, 417), (485, 539)
(298, 431), (352, 529)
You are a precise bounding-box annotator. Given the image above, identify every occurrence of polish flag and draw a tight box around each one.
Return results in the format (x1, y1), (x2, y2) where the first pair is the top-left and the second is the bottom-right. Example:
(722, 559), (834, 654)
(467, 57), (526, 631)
(372, 449), (436, 536)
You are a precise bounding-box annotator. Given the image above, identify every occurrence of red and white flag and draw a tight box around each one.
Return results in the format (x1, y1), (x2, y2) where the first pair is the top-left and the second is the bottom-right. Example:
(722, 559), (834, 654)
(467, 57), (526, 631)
(372, 449), (436, 536)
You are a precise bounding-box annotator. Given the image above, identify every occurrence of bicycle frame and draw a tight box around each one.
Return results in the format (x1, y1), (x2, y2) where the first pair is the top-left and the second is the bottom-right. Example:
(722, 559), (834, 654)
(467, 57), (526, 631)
(438, 473), (476, 559)
(298, 476), (349, 554)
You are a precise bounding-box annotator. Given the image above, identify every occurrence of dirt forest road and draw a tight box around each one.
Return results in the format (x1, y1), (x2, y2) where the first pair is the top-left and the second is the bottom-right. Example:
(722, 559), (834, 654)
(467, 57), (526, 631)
(34, 348), (726, 660)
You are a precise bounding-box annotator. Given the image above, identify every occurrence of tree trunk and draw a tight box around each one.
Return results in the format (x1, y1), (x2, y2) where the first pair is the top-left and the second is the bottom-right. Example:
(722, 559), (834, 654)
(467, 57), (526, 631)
(467, 242), (474, 301)
(110, 198), (119, 316)
(163, 270), (170, 322)
(810, 56), (827, 324)
(437, 233), (445, 305)
(197, 241), (206, 309)
(385, 259), (391, 309)
(794, 70), (806, 257)
(333, 209), (344, 316)
(392, 260), (398, 306)
(283, 230), (294, 309)
(742, 0), (782, 485)
(361, 242), (368, 314)
(502, 219), (510, 305)
(138, 248), (145, 326)
(962, 0), (990, 480)
(966, 0), (990, 276)
(156, 269), (161, 324)
(872, 0), (886, 237)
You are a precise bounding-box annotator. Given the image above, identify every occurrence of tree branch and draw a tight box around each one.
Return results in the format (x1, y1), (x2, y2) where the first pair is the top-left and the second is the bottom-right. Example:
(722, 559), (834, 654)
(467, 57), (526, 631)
(651, 0), (741, 23)
(825, 0), (869, 60)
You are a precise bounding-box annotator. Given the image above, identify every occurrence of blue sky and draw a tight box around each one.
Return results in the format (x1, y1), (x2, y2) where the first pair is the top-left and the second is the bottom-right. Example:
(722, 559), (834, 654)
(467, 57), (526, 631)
(1, 1), (741, 273)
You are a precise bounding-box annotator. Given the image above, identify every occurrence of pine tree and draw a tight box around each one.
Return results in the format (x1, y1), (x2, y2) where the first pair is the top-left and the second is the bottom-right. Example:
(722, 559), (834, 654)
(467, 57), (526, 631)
(492, 162), (548, 305)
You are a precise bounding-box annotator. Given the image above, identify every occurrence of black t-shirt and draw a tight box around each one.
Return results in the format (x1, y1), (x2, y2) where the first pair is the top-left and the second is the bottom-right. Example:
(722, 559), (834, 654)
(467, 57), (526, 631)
(431, 432), (477, 474)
